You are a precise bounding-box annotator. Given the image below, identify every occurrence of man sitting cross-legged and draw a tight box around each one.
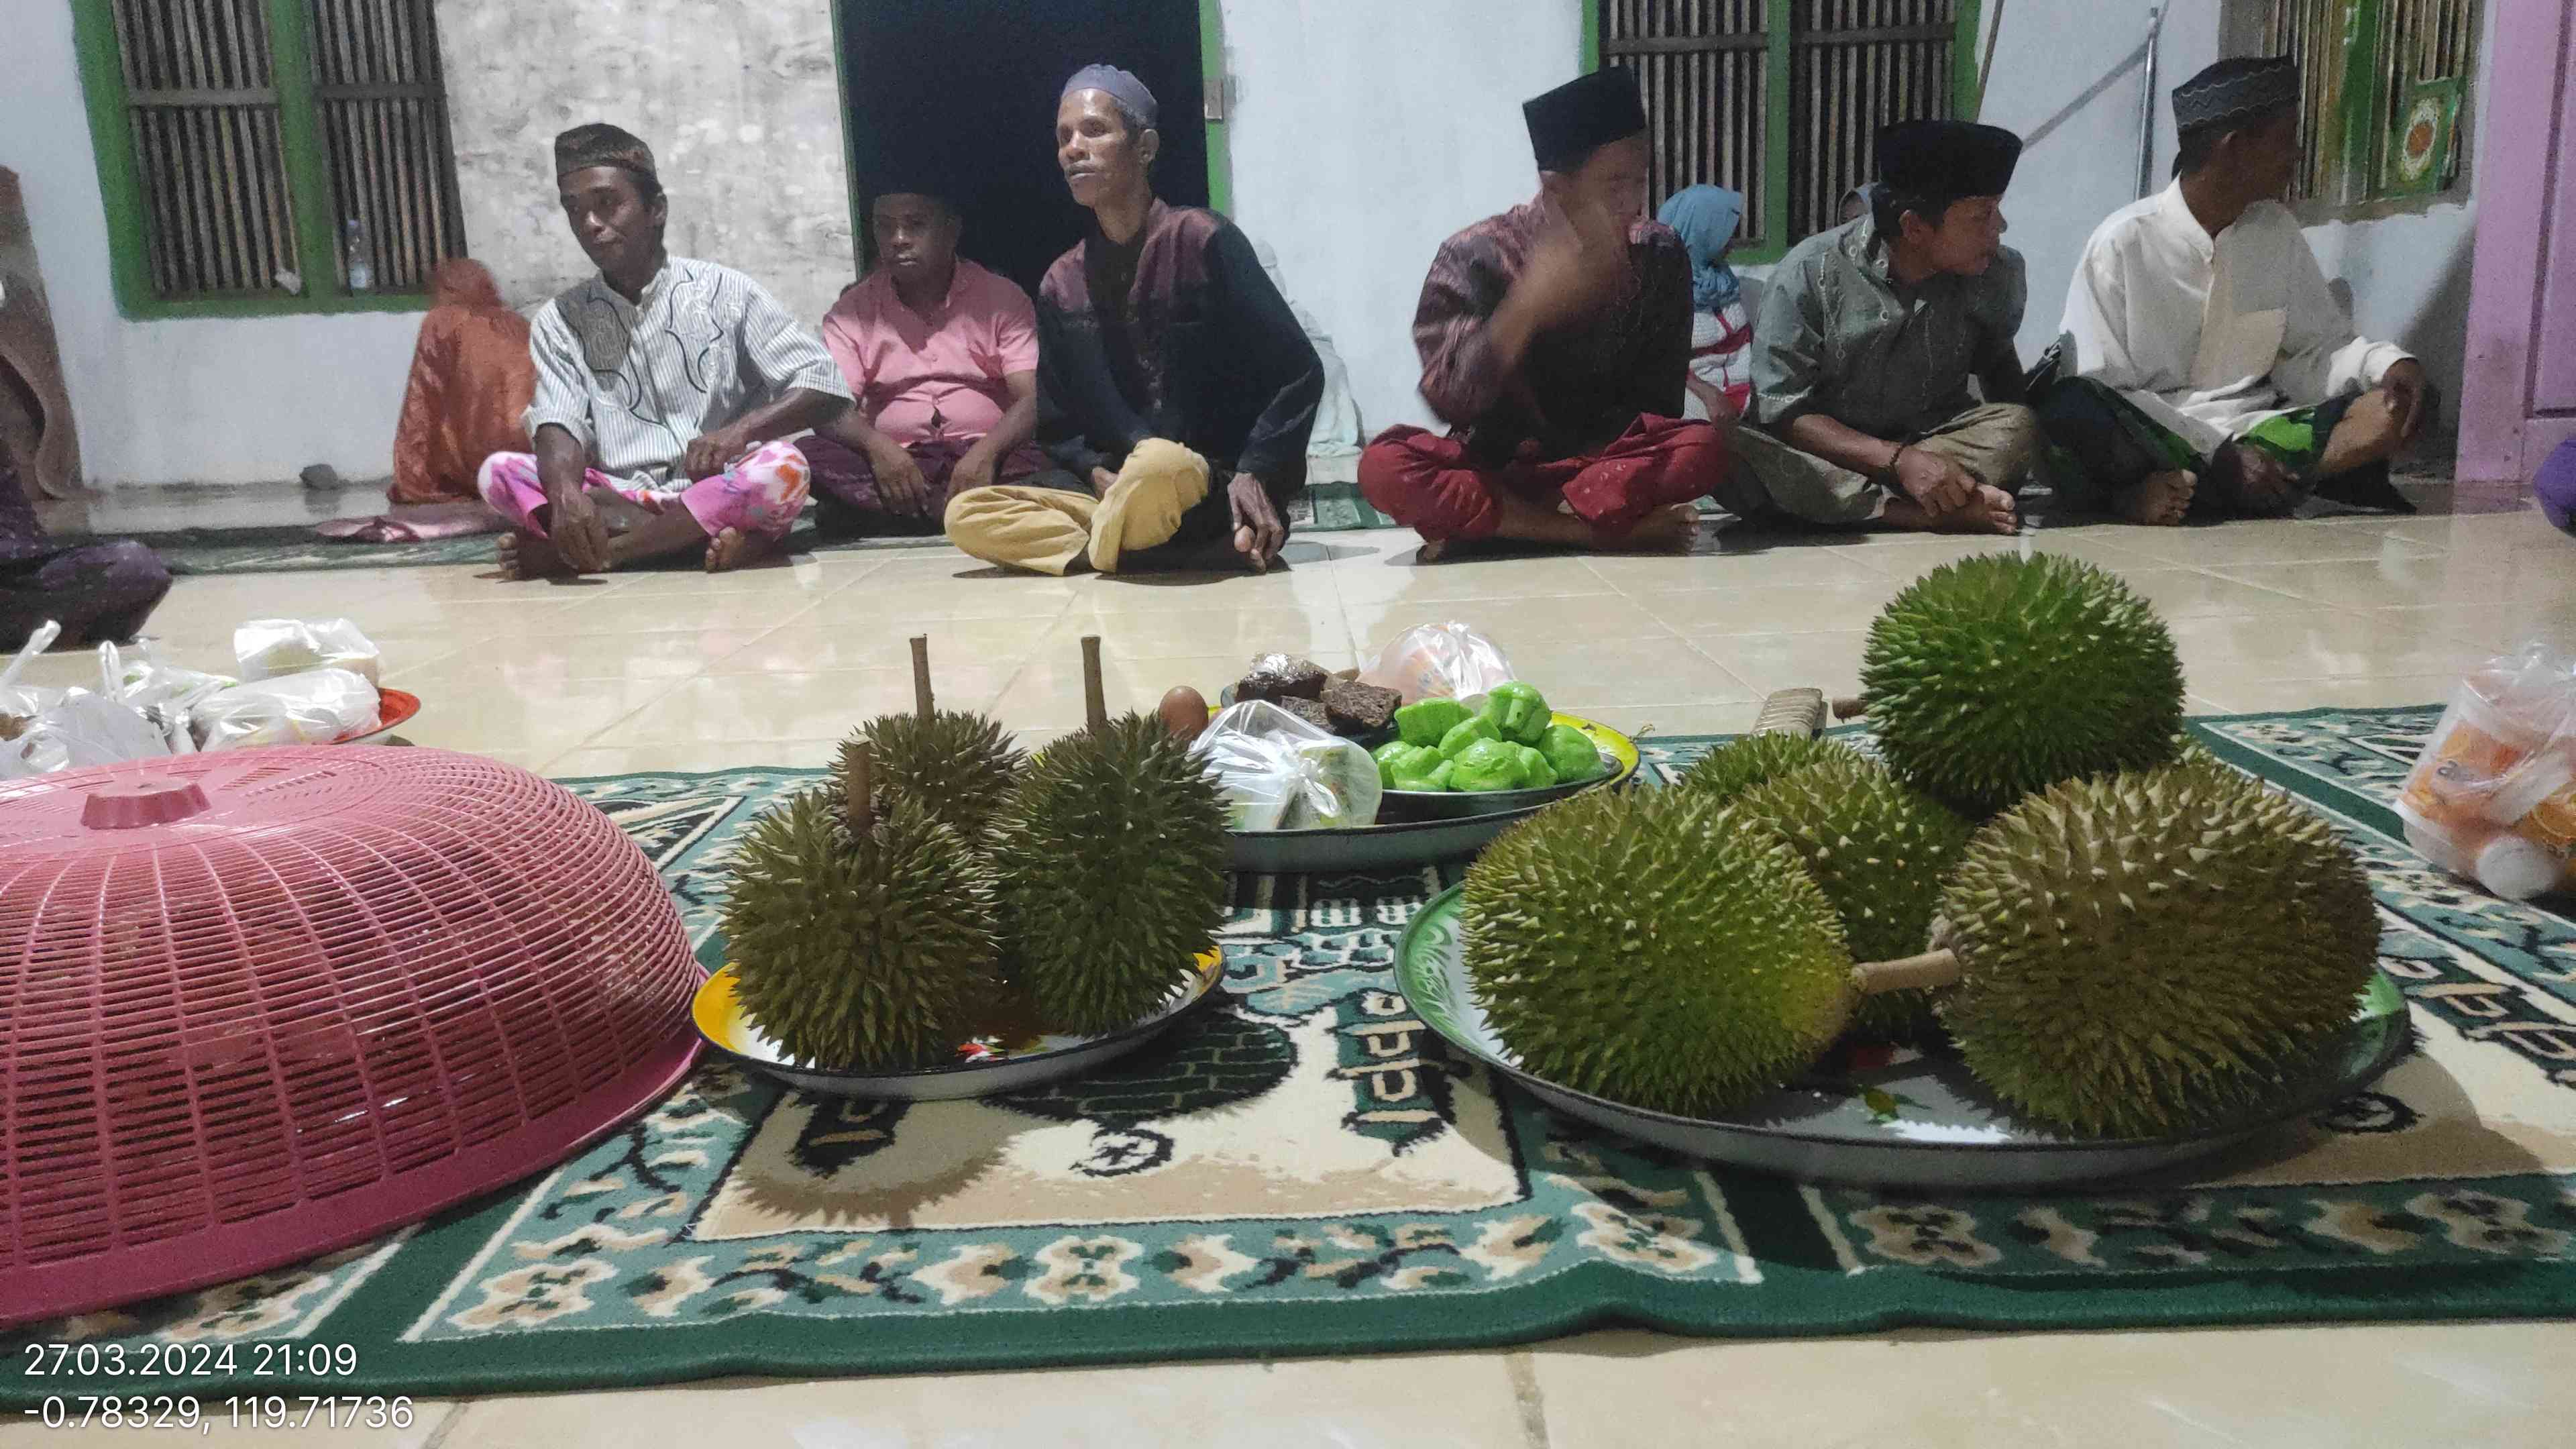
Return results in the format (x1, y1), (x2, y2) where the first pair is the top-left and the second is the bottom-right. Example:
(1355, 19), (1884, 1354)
(804, 177), (1063, 538)
(1358, 68), (1727, 558)
(1729, 119), (2037, 537)
(943, 65), (1322, 575)
(480, 123), (851, 579)
(2037, 56), (2429, 525)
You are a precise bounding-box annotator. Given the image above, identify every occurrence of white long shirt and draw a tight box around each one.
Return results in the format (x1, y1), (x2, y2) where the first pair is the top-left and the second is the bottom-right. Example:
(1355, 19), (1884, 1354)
(525, 258), (849, 492)
(2057, 182), (2410, 455)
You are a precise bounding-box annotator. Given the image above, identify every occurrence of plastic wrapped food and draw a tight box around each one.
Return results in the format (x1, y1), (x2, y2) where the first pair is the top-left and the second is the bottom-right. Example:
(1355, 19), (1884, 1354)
(1193, 700), (1385, 831)
(235, 618), (383, 686)
(0, 693), (173, 780)
(2398, 643), (2576, 900)
(1358, 623), (1515, 706)
(193, 668), (382, 751)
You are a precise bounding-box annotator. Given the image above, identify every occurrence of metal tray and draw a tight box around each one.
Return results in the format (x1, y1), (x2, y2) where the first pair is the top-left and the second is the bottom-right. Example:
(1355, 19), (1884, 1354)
(693, 949), (1222, 1100)
(1395, 885), (2412, 1189)
(1227, 713), (1640, 873)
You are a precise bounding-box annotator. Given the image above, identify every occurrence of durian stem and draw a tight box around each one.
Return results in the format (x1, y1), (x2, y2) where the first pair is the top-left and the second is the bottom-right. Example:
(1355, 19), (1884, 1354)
(1751, 687), (1827, 738)
(1081, 635), (1108, 732)
(910, 635), (934, 722)
(844, 741), (875, 833)
(1831, 695), (1866, 722)
(1850, 949), (1962, 995)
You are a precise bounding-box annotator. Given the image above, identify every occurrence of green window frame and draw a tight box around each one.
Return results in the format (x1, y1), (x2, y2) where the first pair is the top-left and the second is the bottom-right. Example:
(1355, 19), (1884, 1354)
(2258, 0), (2479, 212)
(1587, 1), (1983, 264)
(70, 0), (465, 319)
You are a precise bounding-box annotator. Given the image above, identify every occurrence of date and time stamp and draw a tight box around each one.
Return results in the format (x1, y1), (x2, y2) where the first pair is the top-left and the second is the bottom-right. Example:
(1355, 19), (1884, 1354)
(17, 1342), (415, 1434)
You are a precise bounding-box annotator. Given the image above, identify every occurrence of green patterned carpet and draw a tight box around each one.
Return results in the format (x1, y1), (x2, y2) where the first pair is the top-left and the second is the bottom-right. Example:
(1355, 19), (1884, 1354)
(111, 484), (1406, 576)
(5, 708), (2571, 1402)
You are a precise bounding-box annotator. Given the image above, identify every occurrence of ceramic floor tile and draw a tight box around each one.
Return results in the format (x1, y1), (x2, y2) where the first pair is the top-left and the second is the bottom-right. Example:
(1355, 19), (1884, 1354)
(440, 1352), (1529, 1449)
(614, 668), (1017, 743)
(2165, 610), (2490, 682)
(384, 629), (773, 687)
(1531, 1323), (2576, 1449)
(1342, 594), (1665, 651)
(1835, 529), (2167, 576)
(2371, 604), (2576, 655)
(380, 677), (686, 758)
(822, 578), (1086, 623)
(2098, 568), (2310, 619)
(1560, 700), (1766, 741)
(1580, 540), (1887, 592)
(587, 553), (854, 599)
(1334, 553), (1612, 602)
(1629, 580), (1906, 636)
(996, 653), (1298, 730)
(2181, 672), (2464, 714)
(700, 617), (1057, 678)
(2209, 555), (2524, 610)
(1066, 568), (1346, 614)
(1040, 606), (1354, 661)
(1686, 629), (1872, 703)
(530, 590), (840, 635)
(1495, 635), (1758, 708)
(2110, 518), (2443, 568)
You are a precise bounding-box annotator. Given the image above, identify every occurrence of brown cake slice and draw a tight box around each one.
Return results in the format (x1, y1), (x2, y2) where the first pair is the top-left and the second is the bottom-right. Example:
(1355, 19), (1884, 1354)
(1320, 678), (1401, 736)
(1277, 697), (1334, 733)
(1236, 653), (1328, 704)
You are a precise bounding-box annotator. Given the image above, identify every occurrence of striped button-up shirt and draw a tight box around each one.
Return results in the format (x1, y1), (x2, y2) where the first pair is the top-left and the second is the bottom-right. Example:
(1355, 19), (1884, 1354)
(524, 258), (850, 491)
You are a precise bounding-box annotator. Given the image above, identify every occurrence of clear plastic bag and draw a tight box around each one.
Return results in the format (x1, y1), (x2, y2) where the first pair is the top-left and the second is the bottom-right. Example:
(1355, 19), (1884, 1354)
(1357, 623), (1515, 706)
(193, 668), (382, 751)
(0, 693), (174, 780)
(235, 618), (382, 686)
(1192, 700), (1385, 831)
(2398, 643), (2576, 900)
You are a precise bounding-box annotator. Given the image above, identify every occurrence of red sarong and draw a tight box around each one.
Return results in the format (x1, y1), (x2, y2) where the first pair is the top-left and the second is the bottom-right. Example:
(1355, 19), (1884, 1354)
(1357, 415), (1727, 542)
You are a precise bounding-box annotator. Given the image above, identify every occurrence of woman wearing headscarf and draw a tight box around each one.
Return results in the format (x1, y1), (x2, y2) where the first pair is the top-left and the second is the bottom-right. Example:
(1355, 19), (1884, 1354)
(1656, 184), (1752, 422)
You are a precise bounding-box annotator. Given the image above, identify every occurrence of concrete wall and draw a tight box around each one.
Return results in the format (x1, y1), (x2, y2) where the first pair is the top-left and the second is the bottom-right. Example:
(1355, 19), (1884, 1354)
(0, 1), (419, 488)
(437, 0), (853, 327)
(1218, 0), (1586, 438)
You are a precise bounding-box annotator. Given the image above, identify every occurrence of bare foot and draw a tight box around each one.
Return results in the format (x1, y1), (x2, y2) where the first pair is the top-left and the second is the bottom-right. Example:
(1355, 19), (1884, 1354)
(495, 531), (572, 581)
(703, 525), (779, 574)
(1601, 502), (1701, 553)
(1883, 485), (2019, 535)
(1415, 537), (1451, 564)
(2113, 470), (2196, 526)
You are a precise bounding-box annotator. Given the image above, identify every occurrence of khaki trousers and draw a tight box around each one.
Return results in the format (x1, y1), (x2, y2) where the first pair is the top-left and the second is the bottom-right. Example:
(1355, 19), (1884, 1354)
(1724, 402), (2040, 525)
(943, 439), (1212, 576)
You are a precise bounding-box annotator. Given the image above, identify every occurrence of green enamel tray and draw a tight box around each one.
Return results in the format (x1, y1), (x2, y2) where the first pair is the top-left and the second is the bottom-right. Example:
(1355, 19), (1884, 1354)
(1394, 885), (2413, 1189)
(1226, 712), (1640, 873)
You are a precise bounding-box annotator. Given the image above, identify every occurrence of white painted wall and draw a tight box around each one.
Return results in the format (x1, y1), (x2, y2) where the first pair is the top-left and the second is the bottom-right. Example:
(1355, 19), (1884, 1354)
(1218, 0), (1586, 438)
(0, 0), (417, 488)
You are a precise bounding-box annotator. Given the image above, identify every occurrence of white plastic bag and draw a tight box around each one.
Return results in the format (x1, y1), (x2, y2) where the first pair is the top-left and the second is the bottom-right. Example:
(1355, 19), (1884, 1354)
(1192, 700), (1385, 832)
(235, 618), (382, 686)
(0, 693), (174, 780)
(2398, 642), (2576, 900)
(0, 621), (65, 720)
(193, 668), (382, 751)
(1357, 623), (1515, 706)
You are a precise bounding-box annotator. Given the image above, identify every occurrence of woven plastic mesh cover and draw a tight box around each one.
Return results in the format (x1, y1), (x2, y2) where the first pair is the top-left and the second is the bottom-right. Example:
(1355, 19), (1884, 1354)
(0, 748), (703, 1328)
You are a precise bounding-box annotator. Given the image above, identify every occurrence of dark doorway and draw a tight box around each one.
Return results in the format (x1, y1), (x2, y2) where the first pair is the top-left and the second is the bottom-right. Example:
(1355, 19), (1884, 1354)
(837, 0), (1211, 299)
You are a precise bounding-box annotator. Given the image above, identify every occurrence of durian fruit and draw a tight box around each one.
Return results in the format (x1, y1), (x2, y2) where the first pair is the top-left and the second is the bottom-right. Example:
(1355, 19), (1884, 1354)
(994, 711), (1230, 1036)
(721, 760), (1003, 1070)
(1735, 758), (1973, 1042)
(1463, 788), (1855, 1116)
(836, 635), (1025, 840)
(1935, 761), (2379, 1138)
(1674, 732), (1863, 807)
(1860, 553), (2185, 817)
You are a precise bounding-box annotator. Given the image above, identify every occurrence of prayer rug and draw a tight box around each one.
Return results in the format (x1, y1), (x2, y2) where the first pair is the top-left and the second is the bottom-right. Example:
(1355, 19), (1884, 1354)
(5, 706), (2570, 1404)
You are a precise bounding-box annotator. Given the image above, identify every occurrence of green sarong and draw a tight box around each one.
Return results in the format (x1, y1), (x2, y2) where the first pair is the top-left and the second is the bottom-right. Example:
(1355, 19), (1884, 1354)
(2027, 368), (2409, 518)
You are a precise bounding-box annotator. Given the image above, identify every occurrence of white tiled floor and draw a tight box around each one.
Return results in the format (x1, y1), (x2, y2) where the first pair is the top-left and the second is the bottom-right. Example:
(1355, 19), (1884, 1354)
(7, 502), (2573, 1447)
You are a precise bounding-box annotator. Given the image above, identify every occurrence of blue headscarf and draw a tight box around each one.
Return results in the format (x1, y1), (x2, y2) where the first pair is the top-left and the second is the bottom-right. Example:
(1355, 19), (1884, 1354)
(1656, 184), (1745, 313)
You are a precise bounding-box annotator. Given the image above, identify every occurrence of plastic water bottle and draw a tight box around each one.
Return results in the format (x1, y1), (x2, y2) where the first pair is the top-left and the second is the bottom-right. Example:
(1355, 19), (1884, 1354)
(345, 219), (374, 292)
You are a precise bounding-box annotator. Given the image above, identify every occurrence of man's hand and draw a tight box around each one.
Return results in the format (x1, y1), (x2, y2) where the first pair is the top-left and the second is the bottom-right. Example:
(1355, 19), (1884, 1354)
(1892, 445), (1978, 515)
(545, 485), (612, 574)
(1228, 472), (1285, 571)
(867, 439), (934, 517)
(1516, 194), (1629, 333)
(683, 427), (753, 482)
(2381, 359), (2432, 443)
(1090, 466), (1120, 498)
(945, 445), (1000, 503)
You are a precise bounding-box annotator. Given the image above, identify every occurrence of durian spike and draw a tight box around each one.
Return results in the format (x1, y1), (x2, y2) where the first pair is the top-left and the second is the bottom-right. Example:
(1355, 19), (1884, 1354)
(843, 741), (876, 833)
(1081, 635), (1108, 732)
(1831, 695), (1866, 722)
(910, 635), (935, 721)
(1751, 688), (1827, 738)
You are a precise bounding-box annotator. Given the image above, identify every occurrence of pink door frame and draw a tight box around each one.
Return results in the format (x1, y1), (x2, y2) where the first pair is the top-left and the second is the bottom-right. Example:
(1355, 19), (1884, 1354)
(2459, 0), (2576, 498)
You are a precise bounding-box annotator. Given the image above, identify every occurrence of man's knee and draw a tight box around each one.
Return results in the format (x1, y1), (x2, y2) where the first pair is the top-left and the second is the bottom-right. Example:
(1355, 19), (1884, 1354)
(2340, 389), (2408, 462)
(1357, 427), (1441, 511)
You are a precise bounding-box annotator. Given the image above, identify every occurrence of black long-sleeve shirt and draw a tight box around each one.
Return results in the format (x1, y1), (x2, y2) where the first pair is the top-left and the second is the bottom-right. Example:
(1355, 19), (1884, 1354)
(1034, 201), (1322, 546)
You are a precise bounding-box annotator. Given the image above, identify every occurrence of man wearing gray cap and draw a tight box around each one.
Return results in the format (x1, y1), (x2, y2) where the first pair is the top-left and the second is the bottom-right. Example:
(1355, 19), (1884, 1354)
(943, 65), (1322, 575)
(2041, 57), (2428, 524)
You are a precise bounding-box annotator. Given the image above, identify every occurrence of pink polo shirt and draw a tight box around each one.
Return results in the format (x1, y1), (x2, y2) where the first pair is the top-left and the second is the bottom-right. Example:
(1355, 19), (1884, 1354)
(819, 260), (1039, 447)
